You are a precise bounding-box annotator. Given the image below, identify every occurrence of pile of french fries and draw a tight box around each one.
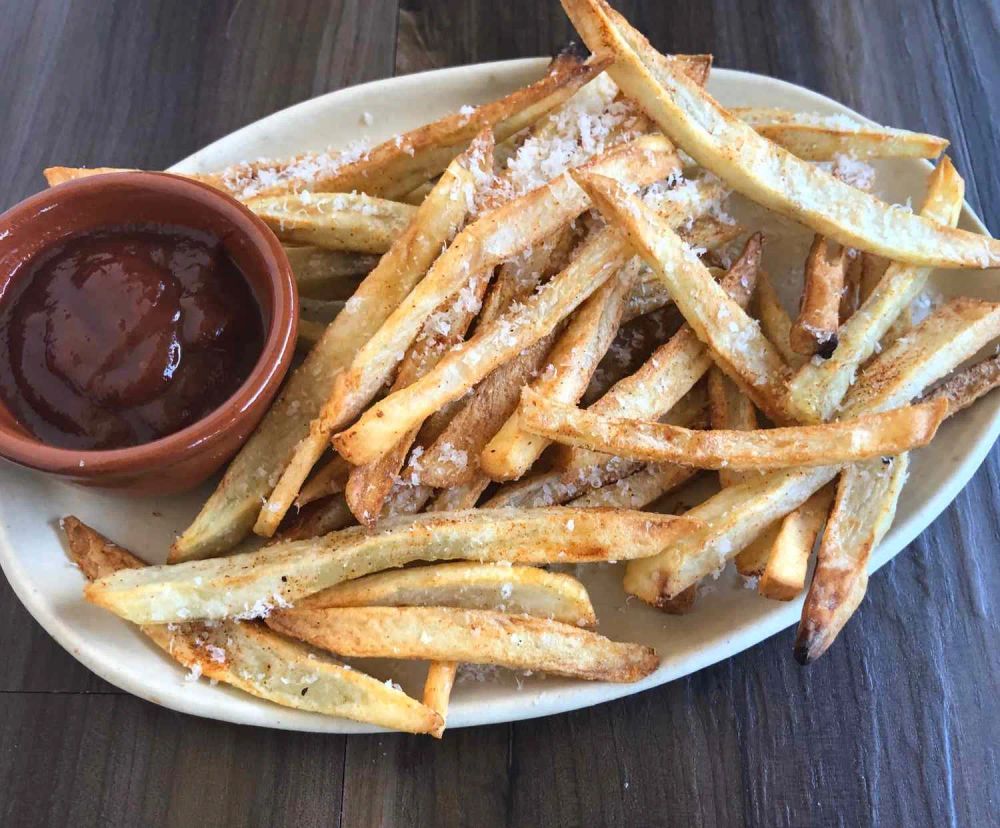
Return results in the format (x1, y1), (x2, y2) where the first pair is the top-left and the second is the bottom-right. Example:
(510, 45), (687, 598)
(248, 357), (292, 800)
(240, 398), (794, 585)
(53, 0), (1000, 735)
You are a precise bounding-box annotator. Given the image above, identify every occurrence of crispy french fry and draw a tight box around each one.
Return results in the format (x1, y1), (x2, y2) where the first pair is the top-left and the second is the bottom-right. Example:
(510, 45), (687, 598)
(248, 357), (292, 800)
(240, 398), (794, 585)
(561, 0), (1000, 268)
(707, 367), (757, 485)
(795, 454), (909, 663)
(785, 157), (966, 423)
(297, 456), (351, 508)
(326, 134), (680, 462)
(561, 234), (762, 480)
(423, 662), (458, 738)
(574, 171), (797, 423)
(483, 469), (597, 510)
(238, 48), (608, 201)
(89, 508), (700, 625)
(427, 476), (492, 512)
(520, 389), (946, 470)
(277, 494), (356, 542)
(43, 166), (227, 190)
(249, 136), (493, 539)
(922, 353), (1000, 417)
(63, 517), (441, 733)
(301, 562), (596, 626)
(790, 235), (847, 357)
(730, 108), (948, 161)
(267, 606), (657, 682)
(283, 246), (378, 298)
(758, 484), (835, 601)
(755, 270), (804, 368)
(247, 191), (418, 253)
(569, 463), (697, 509)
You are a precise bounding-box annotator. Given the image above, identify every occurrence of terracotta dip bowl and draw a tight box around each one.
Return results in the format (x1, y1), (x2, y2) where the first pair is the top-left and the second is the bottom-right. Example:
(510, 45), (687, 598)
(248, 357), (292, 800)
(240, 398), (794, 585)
(0, 172), (297, 494)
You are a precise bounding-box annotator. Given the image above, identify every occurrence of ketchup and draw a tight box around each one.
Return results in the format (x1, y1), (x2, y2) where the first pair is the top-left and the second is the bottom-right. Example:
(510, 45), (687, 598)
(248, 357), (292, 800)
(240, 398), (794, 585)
(0, 225), (264, 450)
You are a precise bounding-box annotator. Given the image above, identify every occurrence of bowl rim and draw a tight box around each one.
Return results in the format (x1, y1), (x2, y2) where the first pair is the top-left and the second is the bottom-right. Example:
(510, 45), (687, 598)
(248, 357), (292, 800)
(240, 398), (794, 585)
(0, 170), (298, 474)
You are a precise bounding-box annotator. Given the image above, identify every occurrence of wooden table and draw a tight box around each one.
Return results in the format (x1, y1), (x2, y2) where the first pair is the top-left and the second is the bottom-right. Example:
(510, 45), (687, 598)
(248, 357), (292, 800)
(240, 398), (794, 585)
(1, 2), (997, 825)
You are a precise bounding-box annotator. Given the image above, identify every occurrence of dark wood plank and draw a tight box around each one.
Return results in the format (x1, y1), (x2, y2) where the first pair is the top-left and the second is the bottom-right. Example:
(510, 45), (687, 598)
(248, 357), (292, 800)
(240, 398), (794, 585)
(0, 693), (347, 827)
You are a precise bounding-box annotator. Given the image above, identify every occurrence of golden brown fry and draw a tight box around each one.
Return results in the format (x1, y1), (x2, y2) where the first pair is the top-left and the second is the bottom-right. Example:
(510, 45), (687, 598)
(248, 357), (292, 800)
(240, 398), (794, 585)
(755, 270), (804, 369)
(301, 562), (596, 626)
(277, 495), (356, 542)
(520, 389), (946, 470)
(43, 166), (227, 190)
(569, 463), (697, 509)
(297, 456), (352, 508)
(247, 191), (418, 253)
(90, 507), (701, 625)
(707, 367), (757, 486)
(561, 234), (761, 481)
(758, 484), (835, 601)
(423, 662), (458, 738)
(428, 477), (492, 512)
(790, 235), (847, 357)
(63, 518), (441, 733)
(730, 108), (949, 161)
(795, 454), (909, 663)
(785, 156), (966, 423)
(267, 606), (658, 682)
(561, 0), (1000, 268)
(922, 352), (1000, 417)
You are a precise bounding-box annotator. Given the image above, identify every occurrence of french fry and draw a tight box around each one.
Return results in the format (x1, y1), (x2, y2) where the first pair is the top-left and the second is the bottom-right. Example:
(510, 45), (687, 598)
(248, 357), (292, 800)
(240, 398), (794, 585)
(423, 662), (458, 738)
(755, 270), (804, 368)
(785, 157), (966, 423)
(247, 191), (418, 253)
(790, 235), (848, 357)
(561, 0), (1000, 268)
(296, 456), (351, 508)
(520, 388), (946, 470)
(43, 166), (227, 190)
(758, 484), (835, 601)
(62, 517), (441, 733)
(172, 138), (491, 560)
(267, 606), (658, 682)
(301, 562), (596, 626)
(428, 478), (492, 511)
(569, 463), (697, 509)
(483, 469), (598, 510)
(295, 319), (326, 351)
(249, 136), (493, 539)
(922, 352), (1000, 417)
(730, 108), (948, 161)
(325, 134), (679, 461)
(795, 454), (909, 663)
(574, 171), (798, 423)
(560, 234), (762, 480)
(238, 48), (609, 201)
(89, 508), (701, 625)
(283, 246), (378, 298)
(277, 495), (356, 542)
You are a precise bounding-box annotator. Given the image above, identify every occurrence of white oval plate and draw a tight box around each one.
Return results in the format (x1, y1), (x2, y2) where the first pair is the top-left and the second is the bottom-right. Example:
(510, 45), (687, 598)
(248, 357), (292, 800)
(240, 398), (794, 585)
(2, 59), (998, 733)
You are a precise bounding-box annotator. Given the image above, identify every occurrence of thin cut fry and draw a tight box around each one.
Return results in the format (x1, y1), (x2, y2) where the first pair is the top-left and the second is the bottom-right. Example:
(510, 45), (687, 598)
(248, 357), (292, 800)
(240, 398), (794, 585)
(277, 495), (356, 542)
(755, 270), (804, 368)
(569, 463), (697, 509)
(790, 235), (847, 357)
(297, 456), (351, 508)
(247, 191), (418, 253)
(428, 477), (492, 512)
(785, 156), (966, 422)
(561, 0), (1000, 268)
(267, 606), (658, 682)
(283, 246), (378, 298)
(758, 484), (835, 600)
(731, 108), (948, 161)
(574, 172), (796, 423)
(795, 454), (909, 663)
(89, 508), (701, 625)
(423, 662), (458, 738)
(922, 353), (1000, 417)
(301, 562), (596, 626)
(519, 388), (946, 470)
(62, 518), (441, 733)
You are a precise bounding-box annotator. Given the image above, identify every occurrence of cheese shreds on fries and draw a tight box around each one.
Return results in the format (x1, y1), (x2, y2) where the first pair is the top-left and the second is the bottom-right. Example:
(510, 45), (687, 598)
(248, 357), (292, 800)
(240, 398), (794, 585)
(561, 0), (1000, 268)
(87, 508), (699, 625)
(267, 606), (658, 682)
(58, 0), (1000, 733)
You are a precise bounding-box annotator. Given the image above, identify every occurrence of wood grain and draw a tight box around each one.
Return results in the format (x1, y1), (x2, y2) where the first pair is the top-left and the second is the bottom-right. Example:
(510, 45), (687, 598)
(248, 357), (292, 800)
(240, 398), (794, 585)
(1, 1), (999, 826)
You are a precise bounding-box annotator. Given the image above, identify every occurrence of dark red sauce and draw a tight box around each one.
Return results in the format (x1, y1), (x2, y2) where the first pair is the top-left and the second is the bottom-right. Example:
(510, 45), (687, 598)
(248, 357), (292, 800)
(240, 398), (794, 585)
(0, 225), (263, 450)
